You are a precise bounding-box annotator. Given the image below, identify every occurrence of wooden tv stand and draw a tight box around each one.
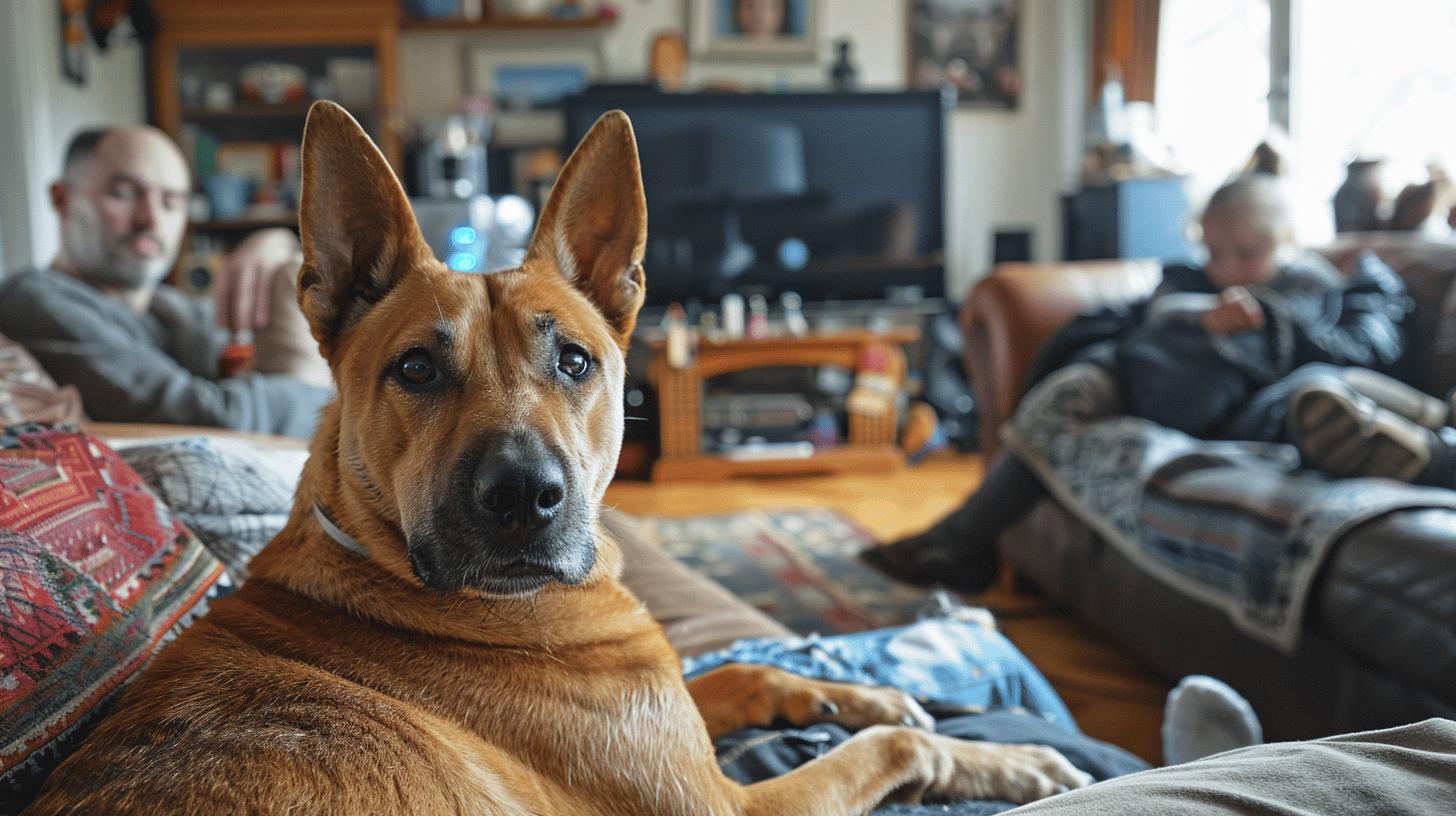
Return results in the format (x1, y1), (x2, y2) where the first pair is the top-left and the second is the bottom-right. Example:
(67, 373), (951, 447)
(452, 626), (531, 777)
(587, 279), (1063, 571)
(648, 329), (919, 481)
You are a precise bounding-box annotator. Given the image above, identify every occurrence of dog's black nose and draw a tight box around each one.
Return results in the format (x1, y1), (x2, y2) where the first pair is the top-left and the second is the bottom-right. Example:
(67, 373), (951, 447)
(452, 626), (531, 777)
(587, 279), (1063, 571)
(474, 434), (567, 532)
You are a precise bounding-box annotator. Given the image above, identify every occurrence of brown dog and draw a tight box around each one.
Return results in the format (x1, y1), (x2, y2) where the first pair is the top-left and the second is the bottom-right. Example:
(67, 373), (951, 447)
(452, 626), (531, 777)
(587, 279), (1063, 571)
(25, 102), (1089, 815)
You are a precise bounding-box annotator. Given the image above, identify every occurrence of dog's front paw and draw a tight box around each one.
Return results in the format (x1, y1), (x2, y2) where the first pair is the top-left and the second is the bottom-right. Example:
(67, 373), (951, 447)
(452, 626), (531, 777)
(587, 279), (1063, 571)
(932, 738), (1093, 805)
(781, 681), (936, 731)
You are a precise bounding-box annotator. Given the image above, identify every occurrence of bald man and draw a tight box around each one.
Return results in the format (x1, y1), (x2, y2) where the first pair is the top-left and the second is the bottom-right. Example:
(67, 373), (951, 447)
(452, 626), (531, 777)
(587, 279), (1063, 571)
(0, 126), (331, 437)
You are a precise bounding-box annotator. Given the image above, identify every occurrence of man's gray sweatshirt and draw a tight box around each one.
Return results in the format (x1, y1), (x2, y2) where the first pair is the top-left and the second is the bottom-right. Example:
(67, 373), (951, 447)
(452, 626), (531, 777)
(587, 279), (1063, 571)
(0, 267), (330, 438)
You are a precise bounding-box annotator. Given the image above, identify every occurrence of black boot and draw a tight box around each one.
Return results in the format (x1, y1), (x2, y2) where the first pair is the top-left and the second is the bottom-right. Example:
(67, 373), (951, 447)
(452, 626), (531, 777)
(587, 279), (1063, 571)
(860, 455), (1045, 594)
(859, 504), (1001, 594)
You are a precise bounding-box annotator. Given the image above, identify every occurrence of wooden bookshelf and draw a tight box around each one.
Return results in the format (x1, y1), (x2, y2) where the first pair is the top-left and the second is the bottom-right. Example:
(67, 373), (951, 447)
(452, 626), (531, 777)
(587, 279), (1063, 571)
(191, 215), (298, 233)
(400, 14), (614, 33)
(149, 0), (402, 169)
(181, 103), (314, 119)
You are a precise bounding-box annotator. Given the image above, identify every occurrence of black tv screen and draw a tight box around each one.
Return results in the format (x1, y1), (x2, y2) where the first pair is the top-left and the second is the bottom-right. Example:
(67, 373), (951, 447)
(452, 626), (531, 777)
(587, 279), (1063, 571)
(562, 91), (947, 307)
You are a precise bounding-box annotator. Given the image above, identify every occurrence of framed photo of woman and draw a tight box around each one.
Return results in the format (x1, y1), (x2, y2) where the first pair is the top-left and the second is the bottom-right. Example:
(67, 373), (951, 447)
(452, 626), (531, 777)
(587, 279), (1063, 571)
(691, 0), (820, 61)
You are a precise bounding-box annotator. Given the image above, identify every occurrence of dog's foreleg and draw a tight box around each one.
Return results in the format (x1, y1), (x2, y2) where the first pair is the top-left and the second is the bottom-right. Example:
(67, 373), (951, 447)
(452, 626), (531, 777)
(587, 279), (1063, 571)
(738, 725), (1091, 816)
(686, 664), (933, 739)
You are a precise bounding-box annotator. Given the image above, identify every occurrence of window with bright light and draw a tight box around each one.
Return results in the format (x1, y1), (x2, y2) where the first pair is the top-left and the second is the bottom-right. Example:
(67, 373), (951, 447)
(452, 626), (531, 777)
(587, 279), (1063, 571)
(1155, 0), (1272, 212)
(1159, 0), (1456, 243)
(1290, 0), (1456, 242)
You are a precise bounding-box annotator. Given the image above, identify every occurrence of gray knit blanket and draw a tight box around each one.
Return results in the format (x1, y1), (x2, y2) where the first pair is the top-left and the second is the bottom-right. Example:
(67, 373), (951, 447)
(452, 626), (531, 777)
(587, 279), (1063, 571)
(1002, 363), (1456, 653)
(114, 436), (306, 582)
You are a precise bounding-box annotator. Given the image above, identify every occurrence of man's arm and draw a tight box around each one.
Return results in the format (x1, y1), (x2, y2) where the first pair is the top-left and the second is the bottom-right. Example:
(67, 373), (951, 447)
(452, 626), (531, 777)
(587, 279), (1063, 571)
(0, 273), (330, 437)
(210, 229), (333, 389)
(215, 228), (301, 333)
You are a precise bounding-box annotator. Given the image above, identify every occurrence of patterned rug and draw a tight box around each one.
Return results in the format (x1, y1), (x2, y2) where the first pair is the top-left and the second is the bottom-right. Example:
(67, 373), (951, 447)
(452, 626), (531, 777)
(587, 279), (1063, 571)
(645, 507), (935, 635)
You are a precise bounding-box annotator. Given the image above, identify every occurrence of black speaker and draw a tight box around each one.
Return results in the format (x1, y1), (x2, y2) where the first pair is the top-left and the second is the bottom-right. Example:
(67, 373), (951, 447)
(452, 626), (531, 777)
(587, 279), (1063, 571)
(993, 229), (1033, 264)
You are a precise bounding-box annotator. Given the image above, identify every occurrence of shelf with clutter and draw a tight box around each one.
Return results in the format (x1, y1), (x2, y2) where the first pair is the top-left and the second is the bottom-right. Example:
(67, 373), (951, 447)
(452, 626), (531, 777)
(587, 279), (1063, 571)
(647, 295), (922, 481)
(401, 0), (620, 31)
(401, 14), (615, 33)
(149, 0), (400, 244)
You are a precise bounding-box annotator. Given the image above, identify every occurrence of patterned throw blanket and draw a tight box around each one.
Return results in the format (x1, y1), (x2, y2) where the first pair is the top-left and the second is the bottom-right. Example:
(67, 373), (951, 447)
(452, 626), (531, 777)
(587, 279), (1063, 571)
(1003, 363), (1456, 654)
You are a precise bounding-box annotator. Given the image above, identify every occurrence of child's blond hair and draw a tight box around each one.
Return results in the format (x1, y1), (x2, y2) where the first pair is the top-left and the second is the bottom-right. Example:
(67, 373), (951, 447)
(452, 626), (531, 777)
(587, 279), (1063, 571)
(1201, 142), (1294, 244)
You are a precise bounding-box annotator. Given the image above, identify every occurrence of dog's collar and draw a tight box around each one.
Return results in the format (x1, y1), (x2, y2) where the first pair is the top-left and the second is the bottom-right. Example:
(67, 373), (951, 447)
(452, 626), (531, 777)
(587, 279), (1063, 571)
(312, 503), (369, 558)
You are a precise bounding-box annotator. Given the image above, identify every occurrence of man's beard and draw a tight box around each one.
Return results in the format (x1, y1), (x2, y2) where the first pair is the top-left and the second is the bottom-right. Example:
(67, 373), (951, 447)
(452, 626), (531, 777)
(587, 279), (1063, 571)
(61, 201), (174, 291)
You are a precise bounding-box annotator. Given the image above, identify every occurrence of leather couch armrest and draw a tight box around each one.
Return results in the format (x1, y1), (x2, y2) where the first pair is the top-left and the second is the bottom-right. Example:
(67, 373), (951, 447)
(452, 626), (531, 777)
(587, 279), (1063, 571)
(961, 260), (1163, 455)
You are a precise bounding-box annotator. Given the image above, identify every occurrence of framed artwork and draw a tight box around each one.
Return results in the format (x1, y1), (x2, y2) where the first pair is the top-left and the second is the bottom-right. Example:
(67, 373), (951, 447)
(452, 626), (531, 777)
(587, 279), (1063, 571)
(907, 0), (1022, 109)
(494, 64), (589, 110)
(466, 45), (598, 112)
(690, 0), (820, 61)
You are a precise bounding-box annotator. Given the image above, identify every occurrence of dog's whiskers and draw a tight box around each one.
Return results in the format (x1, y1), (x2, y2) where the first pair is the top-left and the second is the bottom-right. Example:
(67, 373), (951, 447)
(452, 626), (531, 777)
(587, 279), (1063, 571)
(526, 596), (557, 659)
(472, 594), (526, 630)
(467, 582), (539, 631)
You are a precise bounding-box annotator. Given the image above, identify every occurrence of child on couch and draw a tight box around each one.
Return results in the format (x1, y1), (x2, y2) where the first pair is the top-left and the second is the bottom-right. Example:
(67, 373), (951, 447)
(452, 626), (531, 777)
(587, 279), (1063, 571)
(863, 146), (1413, 594)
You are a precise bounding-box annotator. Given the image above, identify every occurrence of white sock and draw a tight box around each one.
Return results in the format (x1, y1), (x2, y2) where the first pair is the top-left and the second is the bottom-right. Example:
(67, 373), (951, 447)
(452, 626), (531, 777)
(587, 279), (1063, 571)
(1161, 675), (1263, 765)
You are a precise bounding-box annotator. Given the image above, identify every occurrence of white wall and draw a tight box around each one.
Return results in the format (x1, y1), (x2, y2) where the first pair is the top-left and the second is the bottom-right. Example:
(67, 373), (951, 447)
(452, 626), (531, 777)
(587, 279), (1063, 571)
(0, 0), (146, 272)
(946, 0), (1088, 297)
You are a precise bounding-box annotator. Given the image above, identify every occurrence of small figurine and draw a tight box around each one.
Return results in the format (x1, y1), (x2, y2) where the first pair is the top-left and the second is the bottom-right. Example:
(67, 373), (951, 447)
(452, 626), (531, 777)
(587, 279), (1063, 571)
(663, 303), (691, 369)
(830, 38), (858, 92)
(721, 293), (746, 340)
(746, 294), (770, 339)
(649, 31), (689, 92)
(781, 291), (809, 337)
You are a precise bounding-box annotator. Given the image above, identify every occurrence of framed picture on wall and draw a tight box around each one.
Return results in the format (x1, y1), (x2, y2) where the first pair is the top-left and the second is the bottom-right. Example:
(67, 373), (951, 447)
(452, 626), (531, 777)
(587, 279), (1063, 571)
(690, 0), (820, 61)
(907, 0), (1022, 109)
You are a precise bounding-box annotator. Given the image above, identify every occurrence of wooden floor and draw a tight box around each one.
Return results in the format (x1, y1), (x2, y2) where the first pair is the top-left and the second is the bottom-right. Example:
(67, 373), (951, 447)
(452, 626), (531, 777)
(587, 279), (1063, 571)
(605, 452), (1170, 764)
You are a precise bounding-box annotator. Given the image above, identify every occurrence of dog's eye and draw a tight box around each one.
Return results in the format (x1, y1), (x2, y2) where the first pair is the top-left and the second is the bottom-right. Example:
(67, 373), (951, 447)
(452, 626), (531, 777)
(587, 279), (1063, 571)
(557, 345), (592, 379)
(395, 348), (438, 387)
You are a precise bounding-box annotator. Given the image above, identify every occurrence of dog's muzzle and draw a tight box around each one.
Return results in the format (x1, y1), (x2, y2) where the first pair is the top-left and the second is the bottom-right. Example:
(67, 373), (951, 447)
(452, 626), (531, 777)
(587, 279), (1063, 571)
(406, 431), (595, 596)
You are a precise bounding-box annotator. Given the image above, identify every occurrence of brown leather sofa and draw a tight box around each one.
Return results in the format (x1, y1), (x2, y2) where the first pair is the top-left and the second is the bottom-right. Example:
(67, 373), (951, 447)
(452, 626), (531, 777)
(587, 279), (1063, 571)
(960, 235), (1456, 740)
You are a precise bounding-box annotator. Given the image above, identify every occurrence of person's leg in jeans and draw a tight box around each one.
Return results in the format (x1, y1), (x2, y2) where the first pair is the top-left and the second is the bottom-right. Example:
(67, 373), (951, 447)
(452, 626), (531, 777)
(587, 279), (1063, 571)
(859, 452), (1045, 593)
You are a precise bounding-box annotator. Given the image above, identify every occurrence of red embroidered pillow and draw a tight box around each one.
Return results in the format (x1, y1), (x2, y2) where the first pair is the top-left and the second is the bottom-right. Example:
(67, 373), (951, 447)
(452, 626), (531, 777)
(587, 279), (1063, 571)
(0, 425), (225, 809)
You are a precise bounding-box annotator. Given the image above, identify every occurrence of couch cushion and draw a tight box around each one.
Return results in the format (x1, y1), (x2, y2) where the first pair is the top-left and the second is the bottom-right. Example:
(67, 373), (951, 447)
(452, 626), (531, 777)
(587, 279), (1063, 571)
(1314, 509), (1456, 704)
(604, 508), (793, 658)
(0, 425), (225, 808)
(1002, 501), (1456, 740)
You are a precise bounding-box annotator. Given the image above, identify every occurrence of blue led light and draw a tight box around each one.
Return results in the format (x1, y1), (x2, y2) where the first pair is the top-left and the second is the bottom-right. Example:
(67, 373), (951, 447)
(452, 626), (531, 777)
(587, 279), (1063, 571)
(450, 226), (478, 247)
(777, 237), (809, 271)
(447, 252), (480, 272)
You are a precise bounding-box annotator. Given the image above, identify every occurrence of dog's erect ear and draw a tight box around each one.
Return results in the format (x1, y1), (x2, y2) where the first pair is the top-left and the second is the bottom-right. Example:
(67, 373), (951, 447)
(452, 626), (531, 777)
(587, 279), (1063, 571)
(526, 110), (647, 347)
(297, 101), (432, 359)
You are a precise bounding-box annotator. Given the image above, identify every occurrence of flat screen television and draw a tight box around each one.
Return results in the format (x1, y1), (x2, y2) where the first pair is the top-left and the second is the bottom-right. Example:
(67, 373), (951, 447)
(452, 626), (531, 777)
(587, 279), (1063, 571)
(562, 91), (947, 307)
